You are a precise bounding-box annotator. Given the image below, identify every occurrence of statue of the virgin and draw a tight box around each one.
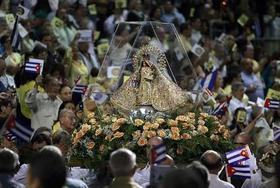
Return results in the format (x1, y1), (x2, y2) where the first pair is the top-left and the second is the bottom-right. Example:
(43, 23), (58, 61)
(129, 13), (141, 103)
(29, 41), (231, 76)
(110, 44), (192, 115)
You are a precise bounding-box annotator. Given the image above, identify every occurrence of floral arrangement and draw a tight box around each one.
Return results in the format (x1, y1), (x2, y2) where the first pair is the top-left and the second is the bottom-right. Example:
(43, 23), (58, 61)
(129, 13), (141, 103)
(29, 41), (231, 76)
(69, 112), (233, 168)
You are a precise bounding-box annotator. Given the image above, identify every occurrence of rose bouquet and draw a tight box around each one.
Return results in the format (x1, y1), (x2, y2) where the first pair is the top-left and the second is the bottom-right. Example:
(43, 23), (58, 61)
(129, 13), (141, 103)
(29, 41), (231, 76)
(69, 112), (233, 168)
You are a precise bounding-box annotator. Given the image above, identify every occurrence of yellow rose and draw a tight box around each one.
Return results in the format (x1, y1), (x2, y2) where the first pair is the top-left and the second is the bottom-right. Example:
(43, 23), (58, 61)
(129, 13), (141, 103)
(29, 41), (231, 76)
(142, 130), (149, 138)
(171, 127), (180, 133)
(87, 141), (95, 150)
(155, 118), (165, 125)
(95, 128), (102, 136)
(198, 120), (205, 126)
(89, 118), (97, 125)
(197, 125), (208, 134)
(103, 116), (111, 123)
(81, 124), (91, 134)
(176, 115), (189, 122)
(116, 118), (126, 125)
(171, 132), (180, 140)
(200, 113), (209, 118)
(151, 123), (160, 129)
(132, 130), (141, 140)
(137, 137), (148, 146)
(143, 122), (152, 130)
(75, 131), (84, 140)
(105, 135), (113, 141)
(168, 119), (178, 127)
(114, 131), (124, 138)
(111, 122), (121, 131)
(147, 131), (157, 138)
(223, 130), (230, 139)
(210, 134), (219, 142)
(134, 119), (144, 126)
(87, 112), (95, 119)
(218, 125), (226, 133)
(157, 129), (166, 138)
(188, 112), (195, 118)
(182, 123), (195, 130)
(181, 133), (192, 140)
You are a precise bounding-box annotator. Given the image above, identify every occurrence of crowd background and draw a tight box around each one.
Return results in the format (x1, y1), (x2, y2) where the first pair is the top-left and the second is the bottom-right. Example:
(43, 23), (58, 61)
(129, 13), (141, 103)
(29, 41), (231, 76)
(0, 0), (280, 188)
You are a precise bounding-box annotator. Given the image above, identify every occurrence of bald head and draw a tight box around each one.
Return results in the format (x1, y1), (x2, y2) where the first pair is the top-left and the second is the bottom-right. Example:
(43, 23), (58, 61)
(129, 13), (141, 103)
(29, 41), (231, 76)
(200, 150), (223, 174)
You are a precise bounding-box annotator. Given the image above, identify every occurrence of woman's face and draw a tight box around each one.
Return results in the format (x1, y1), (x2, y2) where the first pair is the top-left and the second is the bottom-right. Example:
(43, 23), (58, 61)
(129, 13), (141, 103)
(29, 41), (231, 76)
(60, 86), (72, 102)
(45, 79), (61, 100)
(215, 73), (223, 88)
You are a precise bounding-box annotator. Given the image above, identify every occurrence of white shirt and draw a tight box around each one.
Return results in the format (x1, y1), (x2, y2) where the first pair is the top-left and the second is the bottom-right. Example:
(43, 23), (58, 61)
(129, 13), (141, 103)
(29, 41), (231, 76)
(25, 89), (62, 131)
(209, 174), (235, 188)
(13, 164), (28, 185)
(133, 164), (150, 187)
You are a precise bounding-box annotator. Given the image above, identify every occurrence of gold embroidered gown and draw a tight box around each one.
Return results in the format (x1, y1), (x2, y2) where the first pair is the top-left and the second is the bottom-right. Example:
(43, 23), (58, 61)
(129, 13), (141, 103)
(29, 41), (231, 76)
(110, 60), (190, 114)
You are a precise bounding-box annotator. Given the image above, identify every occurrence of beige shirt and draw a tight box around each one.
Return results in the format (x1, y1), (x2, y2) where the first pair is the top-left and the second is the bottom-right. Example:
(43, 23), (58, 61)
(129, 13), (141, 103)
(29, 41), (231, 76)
(25, 89), (62, 131)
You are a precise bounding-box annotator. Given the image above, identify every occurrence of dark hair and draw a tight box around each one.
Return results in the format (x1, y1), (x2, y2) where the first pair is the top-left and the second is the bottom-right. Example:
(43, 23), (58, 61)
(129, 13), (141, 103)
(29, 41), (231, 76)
(187, 161), (210, 188)
(30, 127), (52, 145)
(52, 130), (71, 146)
(50, 63), (65, 79)
(91, 67), (99, 77)
(0, 148), (19, 174)
(29, 148), (66, 188)
(162, 167), (209, 188)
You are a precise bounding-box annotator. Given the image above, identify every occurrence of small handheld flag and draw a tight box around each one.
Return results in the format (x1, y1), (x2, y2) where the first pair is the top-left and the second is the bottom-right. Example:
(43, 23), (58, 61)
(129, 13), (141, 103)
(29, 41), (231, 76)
(212, 101), (227, 116)
(200, 70), (218, 91)
(72, 85), (88, 95)
(24, 58), (44, 75)
(151, 143), (167, 164)
(226, 145), (251, 165)
(226, 164), (251, 179)
(264, 99), (280, 109)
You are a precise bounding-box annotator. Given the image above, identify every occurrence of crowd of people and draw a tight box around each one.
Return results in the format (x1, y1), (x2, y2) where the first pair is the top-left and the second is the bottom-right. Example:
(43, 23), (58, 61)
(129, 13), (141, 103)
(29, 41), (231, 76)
(0, 0), (280, 188)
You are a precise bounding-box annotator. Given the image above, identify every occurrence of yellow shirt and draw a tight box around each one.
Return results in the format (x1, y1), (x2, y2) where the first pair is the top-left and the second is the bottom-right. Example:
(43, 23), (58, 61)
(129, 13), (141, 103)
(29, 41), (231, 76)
(70, 60), (89, 86)
(52, 121), (61, 134)
(16, 81), (44, 119)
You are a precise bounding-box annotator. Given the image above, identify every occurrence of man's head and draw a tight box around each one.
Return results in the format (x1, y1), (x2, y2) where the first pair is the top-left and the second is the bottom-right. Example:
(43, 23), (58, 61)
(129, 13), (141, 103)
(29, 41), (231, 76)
(59, 109), (76, 134)
(0, 148), (19, 175)
(52, 130), (72, 156)
(231, 82), (245, 101)
(200, 150), (223, 174)
(163, 1), (174, 13)
(241, 58), (253, 74)
(30, 127), (52, 152)
(40, 33), (53, 48)
(109, 148), (137, 177)
(27, 146), (66, 188)
(43, 76), (61, 100)
(234, 132), (251, 147)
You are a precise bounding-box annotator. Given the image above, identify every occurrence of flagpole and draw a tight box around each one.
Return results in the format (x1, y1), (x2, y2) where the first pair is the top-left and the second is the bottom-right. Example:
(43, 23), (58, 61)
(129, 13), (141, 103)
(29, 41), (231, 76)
(224, 164), (231, 184)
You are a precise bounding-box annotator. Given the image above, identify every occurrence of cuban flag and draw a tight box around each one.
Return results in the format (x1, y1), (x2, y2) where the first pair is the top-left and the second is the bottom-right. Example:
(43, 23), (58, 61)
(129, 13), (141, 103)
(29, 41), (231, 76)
(72, 84), (88, 95)
(24, 58), (44, 75)
(5, 106), (34, 143)
(151, 143), (167, 164)
(273, 123), (280, 141)
(226, 145), (251, 164)
(212, 101), (227, 116)
(264, 99), (280, 109)
(226, 164), (251, 179)
(200, 70), (218, 91)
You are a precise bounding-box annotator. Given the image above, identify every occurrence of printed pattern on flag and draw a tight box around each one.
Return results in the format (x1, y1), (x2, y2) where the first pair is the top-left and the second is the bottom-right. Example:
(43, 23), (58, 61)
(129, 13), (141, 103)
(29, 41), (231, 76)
(151, 143), (167, 164)
(200, 70), (218, 91)
(227, 164), (251, 179)
(6, 106), (34, 142)
(25, 61), (41, 74)
(264, 99), (280, 109)
(226, 145), (251, 164)
(72, 85), (88, 95)
(212, 101), (227, 116)
(273, 123), (280, 141)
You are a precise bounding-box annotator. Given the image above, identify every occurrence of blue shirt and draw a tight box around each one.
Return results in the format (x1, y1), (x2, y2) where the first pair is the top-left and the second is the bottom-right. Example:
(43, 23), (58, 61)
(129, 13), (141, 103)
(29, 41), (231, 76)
(241, 71), (264, 102)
